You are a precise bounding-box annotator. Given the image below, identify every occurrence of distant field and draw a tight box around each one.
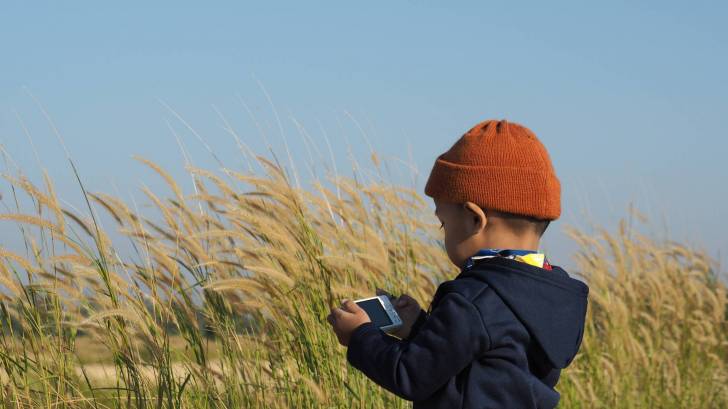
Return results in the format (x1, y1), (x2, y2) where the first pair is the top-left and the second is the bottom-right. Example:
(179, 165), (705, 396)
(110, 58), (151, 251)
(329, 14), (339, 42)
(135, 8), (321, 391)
(0, 153), (726, 408)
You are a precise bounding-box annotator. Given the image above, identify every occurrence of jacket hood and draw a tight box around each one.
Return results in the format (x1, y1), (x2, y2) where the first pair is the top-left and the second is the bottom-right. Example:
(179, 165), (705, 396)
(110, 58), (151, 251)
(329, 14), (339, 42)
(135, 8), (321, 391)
(458, 257), (589, 369)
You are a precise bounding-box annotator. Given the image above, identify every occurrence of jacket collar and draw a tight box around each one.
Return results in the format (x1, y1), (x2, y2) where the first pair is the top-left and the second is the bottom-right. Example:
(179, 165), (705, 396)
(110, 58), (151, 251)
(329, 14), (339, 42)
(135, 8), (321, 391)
(462, 248), (544, 271)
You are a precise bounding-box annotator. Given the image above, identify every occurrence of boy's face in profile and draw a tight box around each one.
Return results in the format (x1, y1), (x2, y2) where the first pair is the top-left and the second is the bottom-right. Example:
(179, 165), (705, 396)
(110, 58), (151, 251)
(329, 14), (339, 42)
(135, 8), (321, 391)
(434, 198), (487, 269)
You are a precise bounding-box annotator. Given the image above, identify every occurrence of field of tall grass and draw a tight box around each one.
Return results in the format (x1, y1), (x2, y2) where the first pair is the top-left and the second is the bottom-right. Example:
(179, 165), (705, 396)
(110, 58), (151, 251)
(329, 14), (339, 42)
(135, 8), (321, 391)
(0, 144), (726, 408)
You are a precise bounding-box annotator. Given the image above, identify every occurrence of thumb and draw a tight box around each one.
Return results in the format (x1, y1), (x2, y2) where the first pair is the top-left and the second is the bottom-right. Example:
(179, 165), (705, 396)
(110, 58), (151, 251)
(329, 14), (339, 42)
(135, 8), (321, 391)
(343, 299), (362, 313)
(396, 294), (415, 307)
(376, 288), (392, 298)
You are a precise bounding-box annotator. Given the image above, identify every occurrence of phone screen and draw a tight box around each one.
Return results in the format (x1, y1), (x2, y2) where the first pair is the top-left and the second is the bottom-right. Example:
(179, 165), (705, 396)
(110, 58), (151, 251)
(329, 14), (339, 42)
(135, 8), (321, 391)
(356, 299), (393, 327)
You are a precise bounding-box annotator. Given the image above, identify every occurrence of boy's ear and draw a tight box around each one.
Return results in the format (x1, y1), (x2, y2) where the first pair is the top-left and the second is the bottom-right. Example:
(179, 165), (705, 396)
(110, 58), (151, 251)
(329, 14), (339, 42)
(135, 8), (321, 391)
(462, 201), (487, 232)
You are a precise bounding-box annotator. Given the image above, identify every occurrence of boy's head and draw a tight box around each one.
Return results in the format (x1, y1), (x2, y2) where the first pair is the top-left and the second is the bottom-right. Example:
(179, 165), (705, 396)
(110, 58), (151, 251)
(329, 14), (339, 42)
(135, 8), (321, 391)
(425, 119), (561, 269)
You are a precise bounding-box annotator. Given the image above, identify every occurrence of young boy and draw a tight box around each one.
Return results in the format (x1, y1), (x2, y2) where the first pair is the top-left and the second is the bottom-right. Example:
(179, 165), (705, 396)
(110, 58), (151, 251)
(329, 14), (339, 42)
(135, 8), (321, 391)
(327, 119), (589, 408)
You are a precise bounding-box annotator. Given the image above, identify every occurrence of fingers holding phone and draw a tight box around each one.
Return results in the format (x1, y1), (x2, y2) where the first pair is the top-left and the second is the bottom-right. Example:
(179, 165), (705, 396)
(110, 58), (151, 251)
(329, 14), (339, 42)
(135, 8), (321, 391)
(326, 299), (371, 346)
(375, 288), (423, 339)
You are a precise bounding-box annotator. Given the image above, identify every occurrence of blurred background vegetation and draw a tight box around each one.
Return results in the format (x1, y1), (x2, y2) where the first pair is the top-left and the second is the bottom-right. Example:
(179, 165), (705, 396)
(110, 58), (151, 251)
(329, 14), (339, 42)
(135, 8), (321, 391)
(0, 146), (725, 408)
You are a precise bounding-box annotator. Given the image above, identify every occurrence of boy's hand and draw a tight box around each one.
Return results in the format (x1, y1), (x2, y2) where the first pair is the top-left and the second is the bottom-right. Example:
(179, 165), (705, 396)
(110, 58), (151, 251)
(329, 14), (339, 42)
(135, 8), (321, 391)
(376, 288), (423, 339)
(327, 299), (371, 347)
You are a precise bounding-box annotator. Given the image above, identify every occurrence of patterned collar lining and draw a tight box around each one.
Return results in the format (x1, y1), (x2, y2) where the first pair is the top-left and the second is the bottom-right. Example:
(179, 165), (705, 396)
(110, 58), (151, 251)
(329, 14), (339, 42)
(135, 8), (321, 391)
(464, 248), (553, 271)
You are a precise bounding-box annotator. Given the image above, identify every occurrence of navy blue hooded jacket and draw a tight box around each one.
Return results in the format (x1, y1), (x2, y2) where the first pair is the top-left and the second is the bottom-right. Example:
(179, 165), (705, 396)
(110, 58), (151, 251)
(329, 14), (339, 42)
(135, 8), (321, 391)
(346, 256), (589, 408)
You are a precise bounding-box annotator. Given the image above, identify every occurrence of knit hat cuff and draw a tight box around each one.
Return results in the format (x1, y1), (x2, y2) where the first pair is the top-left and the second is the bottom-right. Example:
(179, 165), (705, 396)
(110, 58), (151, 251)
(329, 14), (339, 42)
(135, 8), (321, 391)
(424, 156), (561, 221)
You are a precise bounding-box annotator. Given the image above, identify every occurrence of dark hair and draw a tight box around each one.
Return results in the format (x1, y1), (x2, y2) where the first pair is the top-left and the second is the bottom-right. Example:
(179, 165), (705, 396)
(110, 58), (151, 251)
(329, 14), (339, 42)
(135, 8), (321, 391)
(480, 207), (551, 238)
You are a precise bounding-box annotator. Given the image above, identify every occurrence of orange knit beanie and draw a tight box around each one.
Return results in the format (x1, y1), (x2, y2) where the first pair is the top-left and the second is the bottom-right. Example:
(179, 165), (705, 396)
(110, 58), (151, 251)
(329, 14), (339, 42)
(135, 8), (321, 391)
(424, 119), (561, 221)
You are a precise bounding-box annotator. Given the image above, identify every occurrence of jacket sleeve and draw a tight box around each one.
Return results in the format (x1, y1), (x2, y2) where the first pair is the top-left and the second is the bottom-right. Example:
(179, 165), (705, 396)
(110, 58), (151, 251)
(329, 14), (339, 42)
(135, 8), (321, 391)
(346, 292), (490, 401)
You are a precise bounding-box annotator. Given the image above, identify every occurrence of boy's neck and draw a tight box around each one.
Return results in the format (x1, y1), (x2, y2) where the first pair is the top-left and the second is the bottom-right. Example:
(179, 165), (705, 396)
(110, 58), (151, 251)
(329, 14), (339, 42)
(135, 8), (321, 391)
(480, 236), (540, 252)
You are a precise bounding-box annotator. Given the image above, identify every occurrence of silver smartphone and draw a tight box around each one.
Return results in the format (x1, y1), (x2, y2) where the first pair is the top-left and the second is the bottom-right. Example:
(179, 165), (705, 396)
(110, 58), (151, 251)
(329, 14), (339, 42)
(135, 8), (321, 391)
(354, 295), (403, 333)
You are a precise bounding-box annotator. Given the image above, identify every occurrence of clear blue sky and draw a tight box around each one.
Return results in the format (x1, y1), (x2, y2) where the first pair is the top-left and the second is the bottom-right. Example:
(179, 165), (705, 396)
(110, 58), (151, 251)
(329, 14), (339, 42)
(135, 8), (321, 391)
(1, 2), (727, 274)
